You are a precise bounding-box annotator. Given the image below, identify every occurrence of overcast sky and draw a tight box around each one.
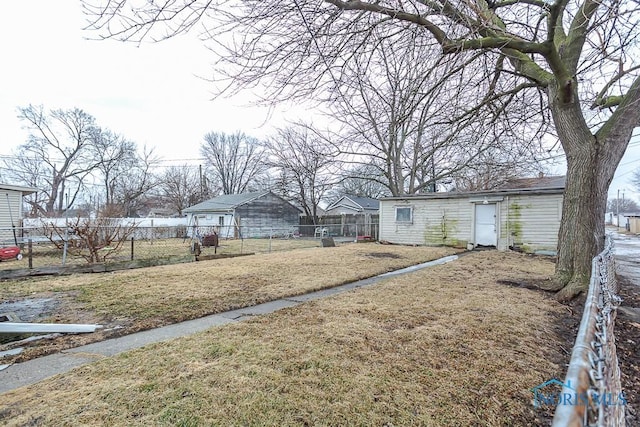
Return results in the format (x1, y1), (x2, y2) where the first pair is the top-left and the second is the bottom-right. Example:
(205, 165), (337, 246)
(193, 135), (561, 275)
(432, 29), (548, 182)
(0, 0), (307, 167)
(1, 0), (639, 201)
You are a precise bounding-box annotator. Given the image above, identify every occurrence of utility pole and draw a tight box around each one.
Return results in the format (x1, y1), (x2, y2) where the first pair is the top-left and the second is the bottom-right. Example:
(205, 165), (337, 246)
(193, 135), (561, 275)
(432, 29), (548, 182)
(617, 189), (620, 228)
(623, 190), (626, 230)
(199, 164), (204, 201)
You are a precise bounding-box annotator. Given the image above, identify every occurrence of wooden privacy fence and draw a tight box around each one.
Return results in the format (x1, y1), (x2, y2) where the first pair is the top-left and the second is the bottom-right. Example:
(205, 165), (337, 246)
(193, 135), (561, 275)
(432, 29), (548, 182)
(552, 236), (626, 427)
(300, 214), (379, 239)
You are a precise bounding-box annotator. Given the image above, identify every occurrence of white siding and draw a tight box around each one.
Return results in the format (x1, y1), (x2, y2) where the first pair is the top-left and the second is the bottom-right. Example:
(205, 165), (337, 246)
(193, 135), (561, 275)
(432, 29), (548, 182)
(380, 198), (473, 248)
(500, 194), (562, 252)
(324, 206), (361, 216)
(185, 213), (234, 237)
(0, 190), (23, 243)
(380, 192), (562, 252)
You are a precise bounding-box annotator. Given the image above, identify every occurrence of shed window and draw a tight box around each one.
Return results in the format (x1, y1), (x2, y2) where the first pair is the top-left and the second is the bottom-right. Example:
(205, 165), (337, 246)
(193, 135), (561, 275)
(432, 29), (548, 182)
(395, 206), (413, 223)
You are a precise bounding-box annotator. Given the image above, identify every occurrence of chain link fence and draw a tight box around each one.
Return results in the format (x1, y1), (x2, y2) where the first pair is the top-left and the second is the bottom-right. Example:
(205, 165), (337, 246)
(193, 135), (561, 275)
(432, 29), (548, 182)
(0, 223), (378, 272)
(552, 236), (625, 426)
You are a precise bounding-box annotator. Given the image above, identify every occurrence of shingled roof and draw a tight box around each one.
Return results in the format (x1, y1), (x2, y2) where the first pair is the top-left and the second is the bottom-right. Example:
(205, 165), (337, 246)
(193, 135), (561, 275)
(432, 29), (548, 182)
(183, 191), (269, 213)
(325, 195), (380, 212)
(381, 175), (566, 201)
(497, 175), (566, 190)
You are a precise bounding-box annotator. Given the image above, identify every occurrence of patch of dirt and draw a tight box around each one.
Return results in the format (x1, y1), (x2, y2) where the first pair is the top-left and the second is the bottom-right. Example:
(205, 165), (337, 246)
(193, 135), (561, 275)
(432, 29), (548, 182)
(1, 296), (60, 345)
(616, 275), (640, 425)
(0, 297), (60, 323)
(496, 278), (558, 293)
(536, 299), (585, 425)
(496, 277), (585, 425)
(0, 292), (142, 364)
(497, 274), (640, 425)
(365, 252), (402, 259)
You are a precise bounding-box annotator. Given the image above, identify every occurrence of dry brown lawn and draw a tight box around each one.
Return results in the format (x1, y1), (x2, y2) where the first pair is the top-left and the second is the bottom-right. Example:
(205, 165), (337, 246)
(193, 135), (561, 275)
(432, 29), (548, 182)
(0, 250), (571, 426)
(1, 244), (457, 321)
(1, 244), (457, 360)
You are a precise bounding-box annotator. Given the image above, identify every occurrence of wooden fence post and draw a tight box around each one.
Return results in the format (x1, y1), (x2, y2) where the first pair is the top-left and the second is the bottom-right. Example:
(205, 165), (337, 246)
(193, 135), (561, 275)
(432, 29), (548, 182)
(28, 239), (33, 269)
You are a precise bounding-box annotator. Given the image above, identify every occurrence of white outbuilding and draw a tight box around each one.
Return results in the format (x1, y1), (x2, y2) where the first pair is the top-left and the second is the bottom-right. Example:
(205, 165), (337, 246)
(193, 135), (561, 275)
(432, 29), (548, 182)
(379, 176), (565, 254)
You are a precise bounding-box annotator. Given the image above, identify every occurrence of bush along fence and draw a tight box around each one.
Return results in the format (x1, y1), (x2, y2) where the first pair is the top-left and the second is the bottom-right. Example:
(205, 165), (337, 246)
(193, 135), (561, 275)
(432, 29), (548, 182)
(551, 236), (626, 427)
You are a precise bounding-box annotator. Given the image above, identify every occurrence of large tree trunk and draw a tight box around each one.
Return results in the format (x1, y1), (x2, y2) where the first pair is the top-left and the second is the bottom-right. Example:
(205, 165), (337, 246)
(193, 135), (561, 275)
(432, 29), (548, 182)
(553, 148), (609, 301)
(548, 80), (628, 301)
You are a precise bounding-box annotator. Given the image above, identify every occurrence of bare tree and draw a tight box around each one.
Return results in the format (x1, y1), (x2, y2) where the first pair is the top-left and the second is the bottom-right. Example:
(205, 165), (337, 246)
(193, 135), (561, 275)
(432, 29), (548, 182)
(606, 197), (639, 214)
(85, 0), (640, 299)
(201, 131), (268, 195)
(629, 169), (640, 198)
(333, 164), (390, 200)
(328, 32), (547, 196)
(7, 105), (102, 216)
(158, 165), (202, 216)
(108, 146), (160, 217)
(451, 144), (547, 191)
(267, 125), (336, 221)
(92, 129), (138, 206)
(3, 154), (53, 217)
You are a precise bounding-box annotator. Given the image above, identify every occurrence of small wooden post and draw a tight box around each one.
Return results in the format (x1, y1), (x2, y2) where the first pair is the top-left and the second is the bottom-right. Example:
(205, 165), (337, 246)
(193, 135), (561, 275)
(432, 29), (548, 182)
(130, 237), (134, 261)
(28, 239), (33, 269)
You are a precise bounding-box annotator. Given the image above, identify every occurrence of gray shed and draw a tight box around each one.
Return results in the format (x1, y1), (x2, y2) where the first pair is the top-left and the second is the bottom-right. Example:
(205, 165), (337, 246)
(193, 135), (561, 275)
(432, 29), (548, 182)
(379, 176), (565, 254)
(1, 183), (37, 244)
(184, 191), (302, 238)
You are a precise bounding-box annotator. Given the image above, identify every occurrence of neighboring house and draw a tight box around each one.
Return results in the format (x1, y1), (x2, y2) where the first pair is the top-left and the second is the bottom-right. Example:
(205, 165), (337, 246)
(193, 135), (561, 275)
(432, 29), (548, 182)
(607, 211), (639, 230)
(613, 212), (640, 232)
(324, 195), (380, 216)
(0, 183), (38, 244)
(183, 191), (302, 238)
(323, 195), (380, 238)
(147, 207), (179, 218)
(379, 176), (566, 253)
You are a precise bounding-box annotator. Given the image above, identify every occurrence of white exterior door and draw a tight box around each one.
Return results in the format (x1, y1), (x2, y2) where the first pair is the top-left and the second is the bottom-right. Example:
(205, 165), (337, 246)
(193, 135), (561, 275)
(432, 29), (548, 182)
(475, 203), (497, 246)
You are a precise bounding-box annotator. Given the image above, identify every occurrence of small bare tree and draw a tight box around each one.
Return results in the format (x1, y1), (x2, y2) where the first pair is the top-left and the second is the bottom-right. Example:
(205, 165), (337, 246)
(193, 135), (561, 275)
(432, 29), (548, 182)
(158, 164), (202, 216)
(42, 216), (138, 264)
(92, 129), (138, 206)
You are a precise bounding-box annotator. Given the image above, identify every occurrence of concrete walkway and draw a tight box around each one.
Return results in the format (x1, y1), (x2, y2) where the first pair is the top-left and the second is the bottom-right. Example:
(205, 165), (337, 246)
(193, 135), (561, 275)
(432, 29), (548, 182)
(612, 231), (640, 321)
(0, 255), (459, 394)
